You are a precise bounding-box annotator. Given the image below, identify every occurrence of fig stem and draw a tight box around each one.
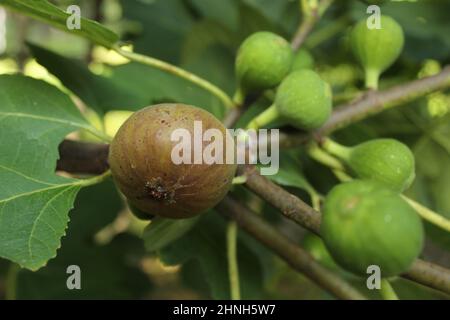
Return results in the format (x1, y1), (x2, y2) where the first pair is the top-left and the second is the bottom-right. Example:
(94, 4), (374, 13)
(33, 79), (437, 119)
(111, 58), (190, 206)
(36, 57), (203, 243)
(246, 104), (279, 130)
(321, 138), (352, 161)
(232, 88), (245, 107)
(227, 221), (241, 300)
(307, 143), (346, 171)
(307, 143), (352, 182)
(232, 176), (247, 185)
(380, 279), (399, 300)
(402, 196), (450, 233)
(291, 0), (334, 51)
(114, 46), (236, 110)
(77, 170), (112, 187)
(5, 263), (19, 300)
(365, 68), (380, 90)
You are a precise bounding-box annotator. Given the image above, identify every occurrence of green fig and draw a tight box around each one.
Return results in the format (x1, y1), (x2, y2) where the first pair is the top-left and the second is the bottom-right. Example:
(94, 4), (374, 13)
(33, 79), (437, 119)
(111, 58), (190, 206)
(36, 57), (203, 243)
(350, 15), (404, 89)
(247, 69), (332, 130)
(323, 138), (415, 192)
(109, 104), (237, 219)
(291, 49), (314, 71)
(321, 180), (424, 277)
(235, 31), (293, 96)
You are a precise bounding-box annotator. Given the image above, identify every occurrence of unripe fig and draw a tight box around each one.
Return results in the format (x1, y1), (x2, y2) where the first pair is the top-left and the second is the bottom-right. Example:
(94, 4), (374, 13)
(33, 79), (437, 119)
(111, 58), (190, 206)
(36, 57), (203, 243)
(323, 138), (415, 192)
(104, 110), (133, 137)
(321, 180), (424, 277)
(291, 49), (314, 71)
(109, 104), (237, 219)
(350, 15), (404, 89)
(235, 31), (293, 95)
(247, 69), (332, 130)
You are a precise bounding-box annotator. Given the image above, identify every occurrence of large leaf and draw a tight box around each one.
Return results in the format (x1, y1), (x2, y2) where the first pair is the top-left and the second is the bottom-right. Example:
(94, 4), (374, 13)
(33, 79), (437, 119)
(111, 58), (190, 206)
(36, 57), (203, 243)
(0, 75), (104, 270)
(15, 182), (150, 299)
(0, 0), (119, 48)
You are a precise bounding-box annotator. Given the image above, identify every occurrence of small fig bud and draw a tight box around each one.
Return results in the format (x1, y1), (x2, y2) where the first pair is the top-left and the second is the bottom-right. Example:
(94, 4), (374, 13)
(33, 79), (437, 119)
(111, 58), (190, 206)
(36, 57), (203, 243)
(247, 69), (332, 130)
(109, 104), (237, 219)
(235, 31), (293, 94)
(350, 15), (404, 89)
(275, 69), (332, 130)
(321, 180), (424, 277)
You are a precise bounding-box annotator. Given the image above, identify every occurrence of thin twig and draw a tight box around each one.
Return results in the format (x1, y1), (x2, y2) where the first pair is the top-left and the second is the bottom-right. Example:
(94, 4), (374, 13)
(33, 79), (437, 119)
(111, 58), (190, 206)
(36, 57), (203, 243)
(115, 46), (236, 110)
(227, 221), (241, 300)
(403, 259), (450, 294)
(380, 279), (399, 300)
(217, 197), (367, 300)
(291, 0), (334, 51)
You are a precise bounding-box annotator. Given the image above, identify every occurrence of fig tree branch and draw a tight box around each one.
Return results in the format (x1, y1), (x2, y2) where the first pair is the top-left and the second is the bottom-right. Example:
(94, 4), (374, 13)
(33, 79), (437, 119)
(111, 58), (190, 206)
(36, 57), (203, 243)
(217, 196), (367, 300)
(237, 164), (450, 295)
(279, 66), (450, 148)
(291, 0), (334, 51)
(56, 140), (109, 174)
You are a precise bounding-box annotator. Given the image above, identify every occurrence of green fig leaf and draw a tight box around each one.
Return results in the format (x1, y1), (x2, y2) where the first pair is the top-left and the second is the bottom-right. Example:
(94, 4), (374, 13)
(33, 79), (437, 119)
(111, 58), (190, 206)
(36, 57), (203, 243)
(0, 0), (119, 48)
(0, 75), (105, 270)
(15, 182), (150, 299)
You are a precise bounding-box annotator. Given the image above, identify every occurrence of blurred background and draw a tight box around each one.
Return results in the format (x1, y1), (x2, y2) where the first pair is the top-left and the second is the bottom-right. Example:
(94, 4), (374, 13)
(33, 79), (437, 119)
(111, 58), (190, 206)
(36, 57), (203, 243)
(0, 0), (449, 299)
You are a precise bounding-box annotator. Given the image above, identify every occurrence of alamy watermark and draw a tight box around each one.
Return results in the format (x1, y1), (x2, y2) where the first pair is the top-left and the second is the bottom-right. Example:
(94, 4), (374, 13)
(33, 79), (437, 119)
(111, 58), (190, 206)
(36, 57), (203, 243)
(66, 5), (81, 30)
(170, 121), (279, 176)
(366, 5), (381, 30)
(66, 265), (81, 290)
(366, 265), (381, 290)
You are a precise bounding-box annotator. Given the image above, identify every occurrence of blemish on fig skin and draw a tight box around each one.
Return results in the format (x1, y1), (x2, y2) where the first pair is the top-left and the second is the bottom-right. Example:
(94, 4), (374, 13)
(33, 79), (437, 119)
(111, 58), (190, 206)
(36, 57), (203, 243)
(142, 178), (176, 204)
(344, 196), (359, 211)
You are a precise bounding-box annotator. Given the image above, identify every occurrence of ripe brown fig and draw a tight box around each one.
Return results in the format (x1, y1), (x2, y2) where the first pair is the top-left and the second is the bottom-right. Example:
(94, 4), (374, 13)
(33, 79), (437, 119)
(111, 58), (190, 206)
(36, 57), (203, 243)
(109, 104), (237, 219)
